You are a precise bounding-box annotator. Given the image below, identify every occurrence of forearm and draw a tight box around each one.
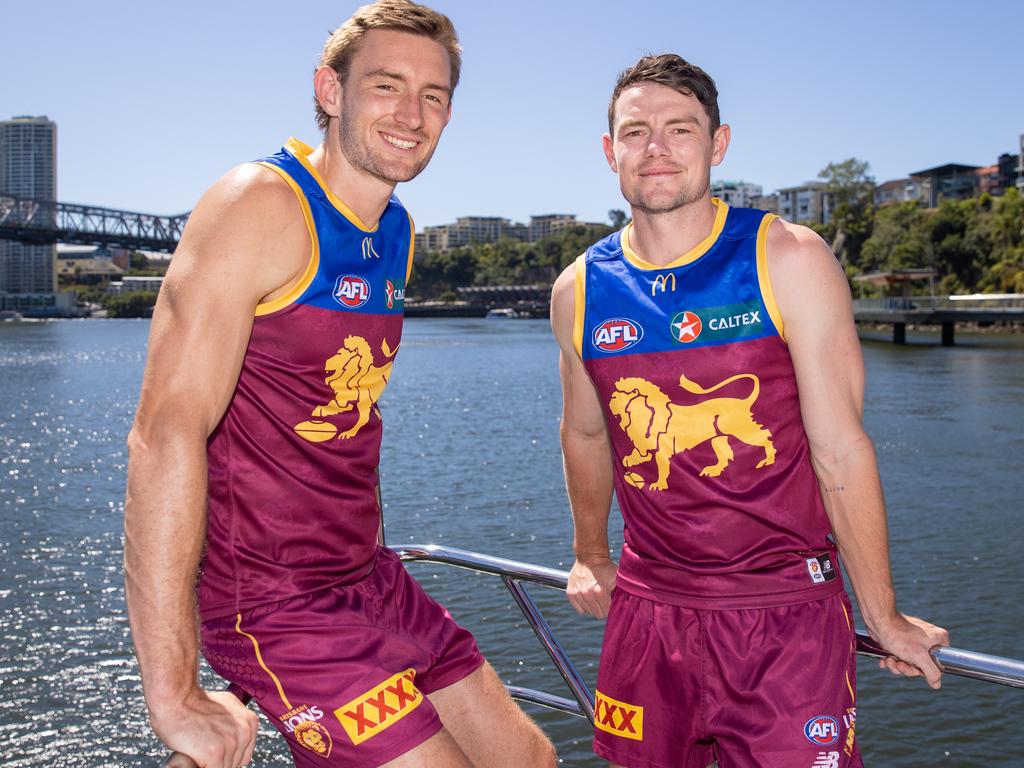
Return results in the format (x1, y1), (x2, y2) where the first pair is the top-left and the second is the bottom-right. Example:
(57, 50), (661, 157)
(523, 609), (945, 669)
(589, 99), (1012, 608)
(814, 435), (899, 635)
(124, 425), (209, 719)
(561, 427), (615, 562)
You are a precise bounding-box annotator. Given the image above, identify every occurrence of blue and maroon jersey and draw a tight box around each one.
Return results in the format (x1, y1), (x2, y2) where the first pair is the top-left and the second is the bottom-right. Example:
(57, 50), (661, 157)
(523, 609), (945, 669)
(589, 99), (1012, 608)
(576, 198), (844, 608)
(197, 138), (413, 620)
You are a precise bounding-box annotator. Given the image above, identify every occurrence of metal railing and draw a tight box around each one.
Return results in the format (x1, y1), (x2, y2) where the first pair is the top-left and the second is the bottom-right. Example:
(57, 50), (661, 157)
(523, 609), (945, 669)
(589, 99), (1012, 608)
(163, 544), (1024, 766)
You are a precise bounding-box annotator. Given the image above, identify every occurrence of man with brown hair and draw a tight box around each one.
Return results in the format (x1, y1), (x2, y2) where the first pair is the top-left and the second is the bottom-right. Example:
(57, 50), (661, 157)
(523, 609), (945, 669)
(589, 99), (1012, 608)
(125, 3), (555, 766)
(551, 53), (949, 767)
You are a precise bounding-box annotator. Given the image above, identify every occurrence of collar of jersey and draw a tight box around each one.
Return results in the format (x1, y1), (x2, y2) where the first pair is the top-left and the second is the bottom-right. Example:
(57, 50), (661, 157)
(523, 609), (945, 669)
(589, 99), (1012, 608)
(284, 137), (379, 233)
(620, 197), (728, 270)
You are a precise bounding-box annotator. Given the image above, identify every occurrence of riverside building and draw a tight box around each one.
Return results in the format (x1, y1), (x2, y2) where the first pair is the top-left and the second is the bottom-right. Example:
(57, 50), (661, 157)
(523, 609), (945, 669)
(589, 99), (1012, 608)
(0, 115), (74, 316)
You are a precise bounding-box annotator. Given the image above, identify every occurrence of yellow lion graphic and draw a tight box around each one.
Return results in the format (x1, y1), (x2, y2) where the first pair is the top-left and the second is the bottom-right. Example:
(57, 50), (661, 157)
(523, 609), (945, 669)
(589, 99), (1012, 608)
(609, 372), (776, 491)
(294, 336), (397, 442)
(293, 720), (332, 757)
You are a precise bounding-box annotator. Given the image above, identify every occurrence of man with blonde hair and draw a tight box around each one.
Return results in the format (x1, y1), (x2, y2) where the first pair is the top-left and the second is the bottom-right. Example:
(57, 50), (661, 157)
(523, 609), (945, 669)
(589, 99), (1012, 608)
(551, 53), (948, 767)
(125, 3), (556, 766)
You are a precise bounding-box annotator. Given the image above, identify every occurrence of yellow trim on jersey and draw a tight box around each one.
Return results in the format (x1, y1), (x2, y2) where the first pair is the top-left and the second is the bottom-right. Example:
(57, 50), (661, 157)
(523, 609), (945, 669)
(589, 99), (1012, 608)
(572, 253), (586, 359)
(405, 212), (415, 286)
(620, 197), (728, 271)
(755, 213), (785, 341)
(235, 613), (292, 710)
(254, 161), (320, 317)
(284, 137), (378, 232)
(840, 599), (856, 701)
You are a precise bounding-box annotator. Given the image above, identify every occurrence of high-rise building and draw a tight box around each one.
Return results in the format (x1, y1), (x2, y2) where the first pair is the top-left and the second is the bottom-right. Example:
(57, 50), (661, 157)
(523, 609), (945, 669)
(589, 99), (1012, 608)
(0, 116), (58, 297)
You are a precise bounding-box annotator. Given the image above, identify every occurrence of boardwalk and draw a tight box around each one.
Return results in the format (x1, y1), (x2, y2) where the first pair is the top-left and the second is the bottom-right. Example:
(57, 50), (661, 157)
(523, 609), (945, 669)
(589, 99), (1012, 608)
(853, 294), (1024, 344)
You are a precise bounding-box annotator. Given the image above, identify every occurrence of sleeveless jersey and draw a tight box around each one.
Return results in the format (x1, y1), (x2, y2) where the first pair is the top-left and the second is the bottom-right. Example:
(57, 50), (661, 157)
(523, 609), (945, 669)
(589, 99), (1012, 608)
(577, 198), (844, 609)
(197, 138), (413, 620)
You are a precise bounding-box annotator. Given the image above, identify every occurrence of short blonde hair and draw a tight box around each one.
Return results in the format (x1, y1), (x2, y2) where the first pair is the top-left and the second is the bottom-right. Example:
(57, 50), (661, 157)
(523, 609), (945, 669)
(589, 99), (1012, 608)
(315, 0), (462, 130)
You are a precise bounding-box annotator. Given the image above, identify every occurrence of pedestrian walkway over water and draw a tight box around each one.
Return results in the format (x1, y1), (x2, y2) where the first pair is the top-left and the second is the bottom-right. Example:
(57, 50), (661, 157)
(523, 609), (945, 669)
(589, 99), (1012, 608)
(853, 294), (1024, 345)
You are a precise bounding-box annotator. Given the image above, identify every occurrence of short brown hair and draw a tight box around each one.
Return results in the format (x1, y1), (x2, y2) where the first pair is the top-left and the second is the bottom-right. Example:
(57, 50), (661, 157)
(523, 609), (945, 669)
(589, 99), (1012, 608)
(315, 0), (462, 131)
(608, 54), (720, 136)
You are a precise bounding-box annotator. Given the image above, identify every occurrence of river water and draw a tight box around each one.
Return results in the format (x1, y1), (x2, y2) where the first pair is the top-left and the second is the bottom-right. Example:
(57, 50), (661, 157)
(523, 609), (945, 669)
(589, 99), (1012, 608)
(0, 319), (1021, 766)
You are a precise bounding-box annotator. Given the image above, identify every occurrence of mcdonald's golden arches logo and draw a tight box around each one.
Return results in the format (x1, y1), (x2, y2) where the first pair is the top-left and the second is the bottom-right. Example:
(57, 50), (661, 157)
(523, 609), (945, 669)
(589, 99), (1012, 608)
(650, 272), (676, 296)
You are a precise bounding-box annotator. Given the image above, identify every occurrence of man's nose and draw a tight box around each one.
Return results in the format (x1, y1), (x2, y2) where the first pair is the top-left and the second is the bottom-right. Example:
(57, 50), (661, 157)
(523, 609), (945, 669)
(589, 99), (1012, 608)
(394, 92), (424, 130)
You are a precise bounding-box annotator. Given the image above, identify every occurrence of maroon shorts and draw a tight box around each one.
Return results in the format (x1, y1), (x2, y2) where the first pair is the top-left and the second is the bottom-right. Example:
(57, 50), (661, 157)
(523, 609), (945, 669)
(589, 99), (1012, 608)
(200, 547), (485, 767)
(594, 589), (863, 768)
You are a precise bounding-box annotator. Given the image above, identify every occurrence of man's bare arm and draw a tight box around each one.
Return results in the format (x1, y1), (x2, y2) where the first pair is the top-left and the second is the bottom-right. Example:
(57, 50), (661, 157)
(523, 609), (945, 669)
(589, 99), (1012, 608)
(551, 263), (618, 619)
(768, 219), (950, 689)
(124, 164), (309, 766)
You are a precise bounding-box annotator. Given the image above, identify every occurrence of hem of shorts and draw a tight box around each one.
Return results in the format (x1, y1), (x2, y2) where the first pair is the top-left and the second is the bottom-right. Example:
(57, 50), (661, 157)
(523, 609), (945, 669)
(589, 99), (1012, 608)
(594, 739), (676, 768)
(198, 556), (379, 623)
(614, 576), (845, 610)
(417, 651), (486, 695)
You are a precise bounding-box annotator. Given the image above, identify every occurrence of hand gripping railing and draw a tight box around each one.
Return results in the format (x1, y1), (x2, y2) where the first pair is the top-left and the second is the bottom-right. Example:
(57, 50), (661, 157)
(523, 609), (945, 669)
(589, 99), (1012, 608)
(163, 544), (1024, 766)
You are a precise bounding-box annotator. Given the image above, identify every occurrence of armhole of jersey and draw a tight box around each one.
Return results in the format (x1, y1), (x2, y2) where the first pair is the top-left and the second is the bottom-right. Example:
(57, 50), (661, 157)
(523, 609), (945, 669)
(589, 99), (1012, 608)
(405, 212), (415, 286)
(755, 213), (785, 342)
(253, 161), (320, 317)
(572, 253), (587, 359)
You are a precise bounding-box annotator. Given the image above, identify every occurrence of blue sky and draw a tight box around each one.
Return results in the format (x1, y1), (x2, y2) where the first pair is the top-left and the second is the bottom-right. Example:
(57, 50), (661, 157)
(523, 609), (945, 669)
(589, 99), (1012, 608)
(2, 0), (1022, 228)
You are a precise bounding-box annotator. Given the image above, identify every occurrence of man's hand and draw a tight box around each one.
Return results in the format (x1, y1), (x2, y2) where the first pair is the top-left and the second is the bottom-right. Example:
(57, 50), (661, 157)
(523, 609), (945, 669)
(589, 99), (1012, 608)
(154, 689), (259, 768)
(872, 614), (950, 690)
(567, 557), (618, 619)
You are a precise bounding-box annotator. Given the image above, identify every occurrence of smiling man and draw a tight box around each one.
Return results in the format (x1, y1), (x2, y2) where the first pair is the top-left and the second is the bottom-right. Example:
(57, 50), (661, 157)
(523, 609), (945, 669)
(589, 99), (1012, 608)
(124, 3), (555, 767)
(550, 54), (949, 767)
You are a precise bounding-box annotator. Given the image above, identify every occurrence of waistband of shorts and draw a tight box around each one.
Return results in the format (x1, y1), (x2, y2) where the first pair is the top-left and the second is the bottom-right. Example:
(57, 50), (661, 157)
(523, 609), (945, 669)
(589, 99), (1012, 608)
(199, 547), (396, 624)
(615, 544), (847, 610)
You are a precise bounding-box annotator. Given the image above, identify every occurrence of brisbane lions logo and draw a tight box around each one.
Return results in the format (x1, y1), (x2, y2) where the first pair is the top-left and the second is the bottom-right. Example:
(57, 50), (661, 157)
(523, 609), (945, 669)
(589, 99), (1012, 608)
(294, 336), (397, 442)
(293, 720), (333, 757)
(609, 371), (776, 491)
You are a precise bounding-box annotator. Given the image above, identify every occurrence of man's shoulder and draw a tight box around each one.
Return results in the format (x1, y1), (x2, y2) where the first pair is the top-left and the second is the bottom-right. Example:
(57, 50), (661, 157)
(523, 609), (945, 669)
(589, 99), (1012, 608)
(583, 229), (624, 262)
(766, 217), (828, 254)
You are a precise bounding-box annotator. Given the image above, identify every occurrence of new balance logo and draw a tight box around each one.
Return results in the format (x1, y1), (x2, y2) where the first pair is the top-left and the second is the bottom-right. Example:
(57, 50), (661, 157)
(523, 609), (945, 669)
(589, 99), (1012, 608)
(594, 690), (643, 741)
(812, 751), (840, 768)
(334, 669), (423, 745)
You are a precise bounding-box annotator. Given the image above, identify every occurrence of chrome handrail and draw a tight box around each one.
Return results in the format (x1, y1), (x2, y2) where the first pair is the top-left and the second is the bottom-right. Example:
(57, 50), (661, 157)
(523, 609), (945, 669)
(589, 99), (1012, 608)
(395, 544), (1024, 691)
(162, 543), (1024, 767)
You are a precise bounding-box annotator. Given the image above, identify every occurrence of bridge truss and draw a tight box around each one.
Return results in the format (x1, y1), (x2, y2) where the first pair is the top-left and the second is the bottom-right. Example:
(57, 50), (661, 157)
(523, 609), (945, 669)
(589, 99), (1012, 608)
(0, 193), (188, 253)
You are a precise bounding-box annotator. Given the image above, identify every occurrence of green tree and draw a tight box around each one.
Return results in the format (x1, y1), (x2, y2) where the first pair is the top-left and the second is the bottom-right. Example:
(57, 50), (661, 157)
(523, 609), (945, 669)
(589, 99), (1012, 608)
(818, 158), (876, 267)
(103, 291), (159, 318)
(608, 209), (628, 228)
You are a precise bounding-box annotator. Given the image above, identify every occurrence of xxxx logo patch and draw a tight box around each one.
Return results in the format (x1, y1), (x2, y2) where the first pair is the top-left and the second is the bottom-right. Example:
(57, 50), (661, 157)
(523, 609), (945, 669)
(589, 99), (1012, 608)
(594, 690), (643, 741)
(334, 668), (423, 745)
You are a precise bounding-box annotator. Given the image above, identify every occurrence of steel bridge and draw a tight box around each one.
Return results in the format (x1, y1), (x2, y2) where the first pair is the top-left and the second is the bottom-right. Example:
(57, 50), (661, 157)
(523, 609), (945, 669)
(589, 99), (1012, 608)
(0, 193), (188, 253)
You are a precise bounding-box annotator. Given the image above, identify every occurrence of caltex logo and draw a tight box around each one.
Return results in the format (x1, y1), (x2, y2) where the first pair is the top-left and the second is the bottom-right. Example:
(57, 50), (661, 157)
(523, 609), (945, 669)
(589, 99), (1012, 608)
(593, 318), (643, 353)
(670, 311), (702, 343)
(804, 715), (840, 746)
(333, 275), (371, 308)
(385, 279), (405, 310)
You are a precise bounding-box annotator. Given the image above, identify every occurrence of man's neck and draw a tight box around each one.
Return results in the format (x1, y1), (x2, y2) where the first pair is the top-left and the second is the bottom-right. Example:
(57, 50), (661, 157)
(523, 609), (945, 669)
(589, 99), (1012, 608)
(307, 139), (397, 229)
(628, 196), (718, 267)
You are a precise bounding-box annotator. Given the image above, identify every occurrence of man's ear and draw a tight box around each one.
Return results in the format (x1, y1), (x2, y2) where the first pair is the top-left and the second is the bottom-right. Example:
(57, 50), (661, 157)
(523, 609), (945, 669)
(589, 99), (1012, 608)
(602, 133), (618, 173)
(313, 65), (343, 122)
(710, 123), (731, 167)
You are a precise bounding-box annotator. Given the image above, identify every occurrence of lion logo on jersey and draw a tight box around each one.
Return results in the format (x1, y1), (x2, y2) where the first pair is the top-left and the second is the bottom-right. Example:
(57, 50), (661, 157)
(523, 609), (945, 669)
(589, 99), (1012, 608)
(609, 372), (776, 491)
(294, 336), (397, 442)
(294, 720), (333, 757)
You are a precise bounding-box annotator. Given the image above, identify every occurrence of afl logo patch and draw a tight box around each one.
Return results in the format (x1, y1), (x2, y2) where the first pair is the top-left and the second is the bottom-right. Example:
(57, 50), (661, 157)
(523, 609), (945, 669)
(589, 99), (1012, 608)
(333, 275), (371, 308)
(593, 318), (643, 353)
(670, 310), (702, 343)
(804, 715), (839, 746)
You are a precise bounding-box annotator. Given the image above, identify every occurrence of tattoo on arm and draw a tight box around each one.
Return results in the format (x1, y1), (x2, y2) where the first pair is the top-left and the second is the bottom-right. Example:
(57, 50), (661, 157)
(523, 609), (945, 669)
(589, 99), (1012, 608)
(823, 485), (846, 494)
